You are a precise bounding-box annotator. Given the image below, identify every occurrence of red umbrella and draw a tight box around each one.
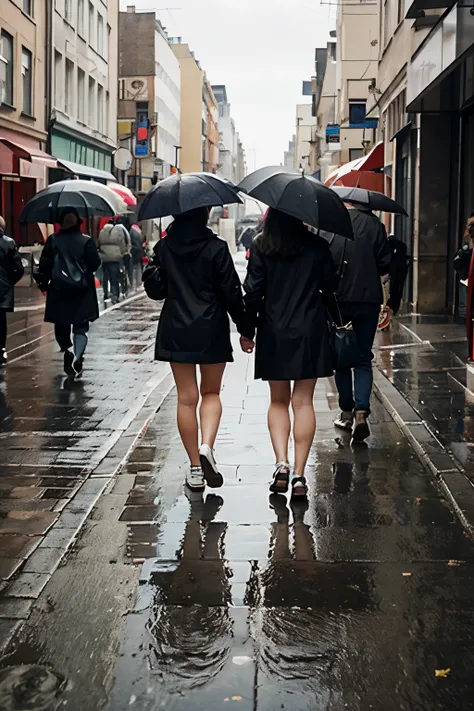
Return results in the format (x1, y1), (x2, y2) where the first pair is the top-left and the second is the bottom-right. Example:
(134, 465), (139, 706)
(107, 182), (137, 207)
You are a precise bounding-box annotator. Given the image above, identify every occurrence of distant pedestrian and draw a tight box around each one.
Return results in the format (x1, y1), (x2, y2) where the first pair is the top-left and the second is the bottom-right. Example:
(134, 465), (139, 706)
(98, 217), (128, 304)
(0, 216), (24, 366)
(37, 209), (101, 379)
(143, 206), (251, 491)
(240, 225), (256, 251)
(329, 206), (391, 441)
(130, 223), (145, 288)
(242, 208), (337, 500)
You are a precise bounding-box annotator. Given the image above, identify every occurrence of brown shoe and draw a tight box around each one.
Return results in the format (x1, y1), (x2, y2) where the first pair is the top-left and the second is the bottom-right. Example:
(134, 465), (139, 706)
(352, 410), (370, 442)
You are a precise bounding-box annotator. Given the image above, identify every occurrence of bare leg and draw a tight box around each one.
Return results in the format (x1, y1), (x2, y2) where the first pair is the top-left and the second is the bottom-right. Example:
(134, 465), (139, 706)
(199, 363), (226, 448)
(268, 381), (292, 464)
(170, 363), (200, 466)
(292, 379), (317, 476)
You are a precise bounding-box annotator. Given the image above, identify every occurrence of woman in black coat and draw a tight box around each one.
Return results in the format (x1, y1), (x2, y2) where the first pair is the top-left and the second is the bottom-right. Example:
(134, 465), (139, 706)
(242, 208), (337, 500)
(0, 216), (24, 366)
(38, 210), (101, 379)
(143, 207), (251, 491)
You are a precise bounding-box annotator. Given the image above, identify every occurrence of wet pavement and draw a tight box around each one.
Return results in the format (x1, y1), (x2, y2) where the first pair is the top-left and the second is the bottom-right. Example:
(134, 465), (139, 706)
(1, 302), (474, 709)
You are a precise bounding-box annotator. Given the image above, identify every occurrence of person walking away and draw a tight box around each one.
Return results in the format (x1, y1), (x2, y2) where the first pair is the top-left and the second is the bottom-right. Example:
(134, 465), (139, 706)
(116, 216), (132, 289)
(98, 218), (128, 304)
(329, 206), (391, 441)
(130, 223), (145, 288)
(143, 206), (251, 491)
(0, 216), (24, 366)
(37, 209), (101, 378)
(242, 208), (337, 500)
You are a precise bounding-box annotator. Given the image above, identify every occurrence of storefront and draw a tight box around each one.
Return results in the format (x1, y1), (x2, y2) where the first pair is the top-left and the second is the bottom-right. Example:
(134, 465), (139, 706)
(0, 128), (57, 246)
(50, 127), (115, 184)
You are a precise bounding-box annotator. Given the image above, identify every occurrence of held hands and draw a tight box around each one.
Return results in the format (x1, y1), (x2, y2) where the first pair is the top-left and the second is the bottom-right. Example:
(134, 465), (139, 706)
(240, 336), (255, 354)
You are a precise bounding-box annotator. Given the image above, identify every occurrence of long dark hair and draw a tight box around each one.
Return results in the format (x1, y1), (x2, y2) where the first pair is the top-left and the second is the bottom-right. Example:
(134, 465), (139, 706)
(255, 208), (309, 257)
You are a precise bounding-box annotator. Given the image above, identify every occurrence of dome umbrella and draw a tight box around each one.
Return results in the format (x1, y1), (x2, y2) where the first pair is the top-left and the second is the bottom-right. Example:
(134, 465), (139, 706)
(238, 167), (354, 240)
(137, 172), (242, 221)
(330, 186), (408, 216)
(20, 180), (127, 224)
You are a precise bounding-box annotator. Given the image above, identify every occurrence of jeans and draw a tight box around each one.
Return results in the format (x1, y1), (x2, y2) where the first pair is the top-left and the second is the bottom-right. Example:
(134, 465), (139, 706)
(55, 322), (89, 360)
(334, 302), (380, 414)
(0, 309), (6, 350)
(102, 262), (121, 302)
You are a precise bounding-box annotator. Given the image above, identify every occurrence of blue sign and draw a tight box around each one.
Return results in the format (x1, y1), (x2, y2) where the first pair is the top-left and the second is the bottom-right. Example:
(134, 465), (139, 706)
(326, 124), (340, 144)
(135, 144), (148, 157)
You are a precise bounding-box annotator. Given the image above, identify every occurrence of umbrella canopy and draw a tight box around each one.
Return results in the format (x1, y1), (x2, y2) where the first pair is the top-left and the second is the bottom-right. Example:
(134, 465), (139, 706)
(137, 172), (242, 221)
(331, 186), (408, 216)
(20, 180), (127, 224)
(238, 167), (354, 240)
(107, 182), (137, 207)
(325, 142), (384, 192)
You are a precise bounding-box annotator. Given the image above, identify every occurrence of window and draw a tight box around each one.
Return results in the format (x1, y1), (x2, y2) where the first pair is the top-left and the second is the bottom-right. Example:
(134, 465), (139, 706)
(89, 2), (95, 48)
(397, 0), (404, 23)
(78, 0), (85, 36)
(54, 50), (62, 110)
(21, 47), (32, 115)
(97, 84), (104, 133)
(97, 14), (104, 55)
(65, 59), (74, 115)
(349, 148), (364, 161)
(88, 76), (95, 127)
(383, 0), (390, 47)
(78, 69), (85, 121)
(0, 31), (13, 106)
(105, 90), (109, 135)
(349, 102), (367, 125)
(65, 0), (73, 24)
(23, 0), (33, 16)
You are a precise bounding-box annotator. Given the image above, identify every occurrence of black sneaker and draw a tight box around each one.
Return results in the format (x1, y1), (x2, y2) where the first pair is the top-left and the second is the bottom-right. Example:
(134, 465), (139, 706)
(73, 358), (84, 380)
(352, 410), (370, 442)
(63, 350), (74, 376)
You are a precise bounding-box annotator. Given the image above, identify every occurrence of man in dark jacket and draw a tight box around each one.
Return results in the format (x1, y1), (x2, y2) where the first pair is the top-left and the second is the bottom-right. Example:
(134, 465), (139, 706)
(37, 210), (101, 379)
(129, 223), (145, 288)
(329, 207), (392, 441)
(0, 216), (24, 366)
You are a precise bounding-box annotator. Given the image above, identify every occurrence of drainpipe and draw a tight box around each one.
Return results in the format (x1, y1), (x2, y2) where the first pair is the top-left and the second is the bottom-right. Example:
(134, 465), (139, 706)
(45, 0), (54, 154)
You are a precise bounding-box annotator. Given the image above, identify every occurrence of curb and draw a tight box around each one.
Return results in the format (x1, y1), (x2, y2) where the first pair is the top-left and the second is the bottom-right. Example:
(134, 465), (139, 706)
(373, 367), (474, 537)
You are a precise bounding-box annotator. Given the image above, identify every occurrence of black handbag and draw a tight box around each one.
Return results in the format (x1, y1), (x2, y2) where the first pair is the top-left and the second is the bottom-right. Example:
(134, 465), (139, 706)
(327, 234), (361, 370)
(142, 261), (167, 301)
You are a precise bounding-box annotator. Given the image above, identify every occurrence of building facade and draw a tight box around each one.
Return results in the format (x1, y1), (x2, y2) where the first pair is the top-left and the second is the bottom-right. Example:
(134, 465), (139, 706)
(0, 0), (54, 244)
(312, 39), (340, 182)
(283, 135), (296, 170)
(202, 74), (219, 174)
(212, 84), (240, 182)
(48, 0), (119, 182)
(335, 0), (379, 164)
(118, 7), (180, 193)
(295, 103), (313, 173)
(170, 41), (205, 174)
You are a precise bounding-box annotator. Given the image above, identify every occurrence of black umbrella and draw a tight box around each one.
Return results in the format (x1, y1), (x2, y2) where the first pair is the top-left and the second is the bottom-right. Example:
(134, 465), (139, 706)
(20, 180), (126, 223)
(238, 167), (354, 240)
(331, 186), (408, 216)
(137, 172), (242, 221)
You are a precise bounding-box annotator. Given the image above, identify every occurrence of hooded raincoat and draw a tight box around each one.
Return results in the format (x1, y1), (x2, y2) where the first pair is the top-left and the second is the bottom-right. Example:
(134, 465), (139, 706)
(151, 218), (249, 364)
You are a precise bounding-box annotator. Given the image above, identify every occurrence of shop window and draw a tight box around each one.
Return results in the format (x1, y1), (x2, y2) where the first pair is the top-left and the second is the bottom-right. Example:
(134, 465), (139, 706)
(21, 47), (32, 115)
(0, 31), (14, 106)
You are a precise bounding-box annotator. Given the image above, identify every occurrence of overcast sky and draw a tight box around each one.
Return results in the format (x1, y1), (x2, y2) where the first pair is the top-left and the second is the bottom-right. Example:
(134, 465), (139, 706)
(119, 0), (336, 168)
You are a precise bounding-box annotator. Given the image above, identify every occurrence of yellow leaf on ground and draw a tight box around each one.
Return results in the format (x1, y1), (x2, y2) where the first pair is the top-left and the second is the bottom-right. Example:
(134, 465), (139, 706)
(435, 668), (451, 678)
(232, 697), (243, 701)
(402, 572), (412, 577)
(448, 560), (461, 567)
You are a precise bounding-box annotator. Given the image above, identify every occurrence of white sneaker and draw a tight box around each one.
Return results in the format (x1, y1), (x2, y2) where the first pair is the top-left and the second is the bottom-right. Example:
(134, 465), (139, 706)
(199, 444), (223, 488)
(186, 466), (205, 491)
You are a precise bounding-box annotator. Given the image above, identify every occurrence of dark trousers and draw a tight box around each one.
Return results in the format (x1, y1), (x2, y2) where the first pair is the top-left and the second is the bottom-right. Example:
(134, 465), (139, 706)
(102, 262), (121, 301)
(334, 302), (380, 414)
(0, 309), (6, 350)
(55, 322), (89, 360)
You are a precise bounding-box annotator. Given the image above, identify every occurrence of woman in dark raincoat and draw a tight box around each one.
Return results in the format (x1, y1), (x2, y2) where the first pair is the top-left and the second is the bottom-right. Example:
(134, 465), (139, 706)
(37, 209), (101, 379)
(143, 206), (251, 491)
(242, 208), (337, 500)
(0, 215), (24, 366)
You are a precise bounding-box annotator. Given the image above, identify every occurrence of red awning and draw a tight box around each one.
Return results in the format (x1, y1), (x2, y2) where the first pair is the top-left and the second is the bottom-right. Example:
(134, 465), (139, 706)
(325, 142), (384, 190)
(0, 137), (57, 169)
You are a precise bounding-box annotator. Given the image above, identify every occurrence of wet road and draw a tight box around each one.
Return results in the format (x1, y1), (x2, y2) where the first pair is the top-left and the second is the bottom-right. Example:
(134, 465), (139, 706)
(1, 300), (474, 709)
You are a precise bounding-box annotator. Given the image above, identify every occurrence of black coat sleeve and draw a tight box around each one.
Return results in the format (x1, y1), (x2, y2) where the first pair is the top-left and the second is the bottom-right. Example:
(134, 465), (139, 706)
(213, 241), (250, 337)
(243, 243), (266, 339)
(374, 222), (392, 276)
(143, 242), (167, 301)
(84, 238), (101, 273)
(10, 243), (24, 285)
